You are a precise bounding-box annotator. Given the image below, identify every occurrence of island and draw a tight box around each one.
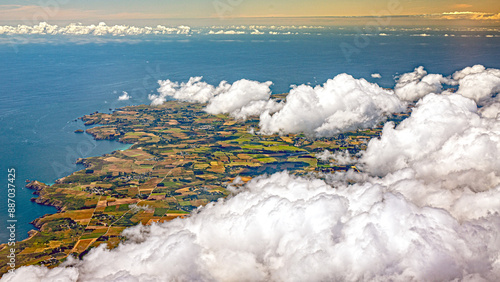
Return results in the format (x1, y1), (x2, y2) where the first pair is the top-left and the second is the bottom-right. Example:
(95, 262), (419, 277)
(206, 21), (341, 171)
(0, 97), (409, 274)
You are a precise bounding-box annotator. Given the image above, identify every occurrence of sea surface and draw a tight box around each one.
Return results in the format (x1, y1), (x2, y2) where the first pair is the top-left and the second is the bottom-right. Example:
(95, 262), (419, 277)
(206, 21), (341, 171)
(1, 28), (500, 242)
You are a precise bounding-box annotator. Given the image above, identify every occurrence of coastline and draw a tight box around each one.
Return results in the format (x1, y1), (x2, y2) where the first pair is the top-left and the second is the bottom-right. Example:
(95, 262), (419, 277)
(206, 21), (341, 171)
(0, 100), (400, 275)
(22, 126), (134, 230)
(0, 120), (134, 245)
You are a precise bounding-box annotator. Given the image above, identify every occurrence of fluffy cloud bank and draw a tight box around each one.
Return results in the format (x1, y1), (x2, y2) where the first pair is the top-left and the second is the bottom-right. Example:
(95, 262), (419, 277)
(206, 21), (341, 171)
(394, 65), (500, 105)
(150, 76), (222, 105)
(0, 22), (191, 36)
(153, 74), (405, 136)
(259, 74), (405, 136)
(362, 93), (500, 190)
(149, 77), (282, 120)
(5, 170), (500, 281)
(452, 65), (500, 105)
(316, 149), (356, 165)
(152, 66), (499, 137)
(394, 66), (455, 101)
(204, 80), (284, 120)
(360, 93), (500, 221)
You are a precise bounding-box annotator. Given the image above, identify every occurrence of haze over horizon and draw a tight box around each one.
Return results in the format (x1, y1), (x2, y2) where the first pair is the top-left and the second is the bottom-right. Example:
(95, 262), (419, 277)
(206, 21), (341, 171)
(1, 0), (500, 26)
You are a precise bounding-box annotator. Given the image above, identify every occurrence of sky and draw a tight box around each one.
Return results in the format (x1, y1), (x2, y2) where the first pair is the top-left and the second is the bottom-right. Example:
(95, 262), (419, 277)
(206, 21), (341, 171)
(0, 0), (499, 25)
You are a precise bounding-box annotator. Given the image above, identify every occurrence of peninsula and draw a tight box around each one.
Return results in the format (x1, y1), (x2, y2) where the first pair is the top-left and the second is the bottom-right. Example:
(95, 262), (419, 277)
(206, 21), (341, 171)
(0, 98), (408, 274)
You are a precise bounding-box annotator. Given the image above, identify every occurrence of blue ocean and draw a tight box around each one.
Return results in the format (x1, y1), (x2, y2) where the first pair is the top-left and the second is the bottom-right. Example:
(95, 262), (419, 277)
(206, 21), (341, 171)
(1, 27), (500, 242)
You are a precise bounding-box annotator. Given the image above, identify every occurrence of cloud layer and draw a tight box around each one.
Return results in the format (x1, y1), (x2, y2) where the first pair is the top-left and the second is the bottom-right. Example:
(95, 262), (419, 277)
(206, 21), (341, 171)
(151, 65), (500, 137)
(452, 65), (500, 105)
(0, 22), (191, 36)
(5, 169), (500, 281)
(394, 65), (500, 107)
(316, 149), (357, 165)
(394, 66), (455, 101)
(359, 93), (500, 222)
(150, 77), (281, 120)
(259, 74), (405, 136)
(1, 23), (498, 40)
(151, 76), (220, 105)
(151, 74), (405, 136)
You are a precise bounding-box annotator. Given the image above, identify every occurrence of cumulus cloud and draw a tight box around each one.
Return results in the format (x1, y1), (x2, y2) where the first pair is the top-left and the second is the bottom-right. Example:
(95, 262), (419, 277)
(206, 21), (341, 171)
(5, 171), (500, 281)
(479, 102), (500, 119)
(452, 65), (500, 105)
(117, 91), (130, 101)
(208, 30), (246, 35)
(152, 65), (500, 135)
(361, 93), (500, 196)
(228, 99), (284, 120)
(371, 73), (381, 79)
(393, 65), (500, 105)
(204, 79), (274, 117)
(0, 22), (191, 36)
(151, 76), (221, 104)
(150, 77), (280, 120)
(394, 66), (455, 101)
(316, 149), (357, 165)
(259, 74), (405, 136)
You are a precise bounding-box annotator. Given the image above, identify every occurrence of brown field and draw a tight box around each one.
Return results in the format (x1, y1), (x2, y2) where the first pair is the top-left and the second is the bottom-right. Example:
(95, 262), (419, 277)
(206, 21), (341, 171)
(106, 198), (140, 206)
(139, 178), (163, 190)
(72, 239), (97, 253)
(148, 194), (166, 200)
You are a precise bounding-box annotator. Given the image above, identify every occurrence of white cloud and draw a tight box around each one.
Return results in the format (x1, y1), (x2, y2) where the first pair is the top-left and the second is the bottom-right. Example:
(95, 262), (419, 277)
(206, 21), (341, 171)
(394, 66), (455, 101)
(316, 149), (357, 165)
(259, 74), (405, 137)
(1, 24), (498, 42)
(5, 171), (500, 281)
(230, 99), (284, 120)
(479, 102), (500, 119)
(153, 76), (220, 104)
(371, 73), (381, 79)
(117, 91), (130, 101)
(392, 65), (500, 106)
(250, 29), (265, 35)
(205, 79), (274, 117)
(150, 77), (278, 120)
(208, 30), (246, 35)
(0, 22), (191, 36)
(361, 93), (500, 194)
(452, 65), (500, 105)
